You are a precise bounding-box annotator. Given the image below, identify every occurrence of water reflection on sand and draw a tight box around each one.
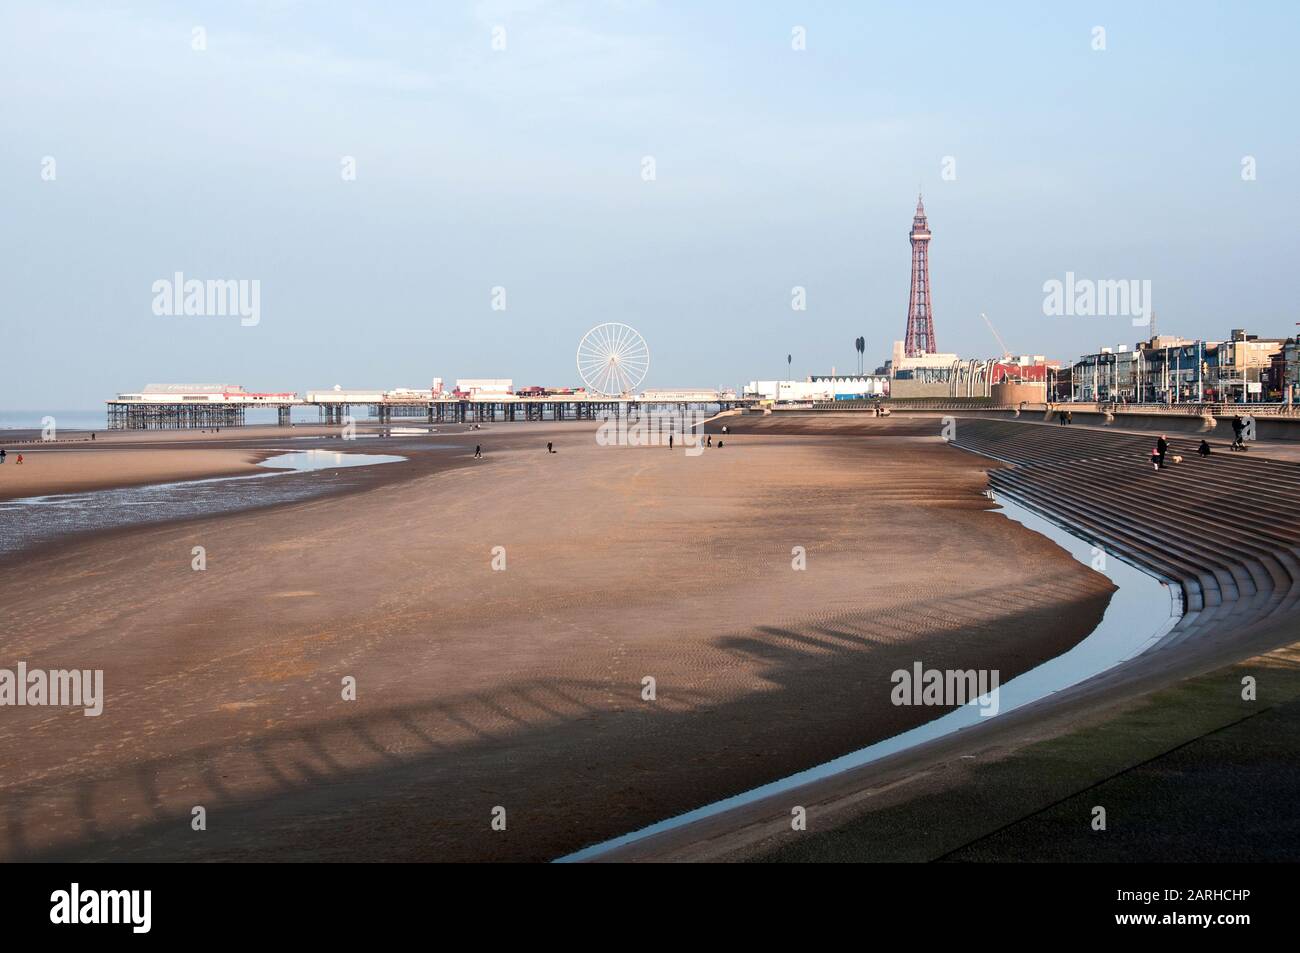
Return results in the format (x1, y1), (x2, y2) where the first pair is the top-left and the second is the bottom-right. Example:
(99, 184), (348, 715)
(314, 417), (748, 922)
(0, 450), (405, 557)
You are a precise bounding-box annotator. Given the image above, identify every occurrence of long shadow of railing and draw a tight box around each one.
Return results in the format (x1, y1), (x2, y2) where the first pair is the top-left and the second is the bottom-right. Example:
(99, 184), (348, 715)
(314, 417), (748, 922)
(5, 574), (1110, 863)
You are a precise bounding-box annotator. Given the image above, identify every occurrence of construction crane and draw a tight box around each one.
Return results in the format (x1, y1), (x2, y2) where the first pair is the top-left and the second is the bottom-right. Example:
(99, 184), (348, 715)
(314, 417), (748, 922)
(980, 312), (1012, 361)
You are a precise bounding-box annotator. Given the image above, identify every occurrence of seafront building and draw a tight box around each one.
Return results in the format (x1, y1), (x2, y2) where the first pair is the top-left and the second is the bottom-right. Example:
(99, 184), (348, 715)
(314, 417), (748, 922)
(882, 338), (1054, 402)
(1217, 330), (1289, 401)
(744, 375), (888, 402)
(1070, 330), (1288, 403)
(453, 379), (514, 397)
(640, 388), (735, 402)
(1277, 339), (1300, 397)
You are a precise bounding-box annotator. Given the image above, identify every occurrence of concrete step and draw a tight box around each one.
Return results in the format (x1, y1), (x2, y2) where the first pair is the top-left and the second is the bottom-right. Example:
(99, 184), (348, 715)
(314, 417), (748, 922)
(947, 417), (1300, 646)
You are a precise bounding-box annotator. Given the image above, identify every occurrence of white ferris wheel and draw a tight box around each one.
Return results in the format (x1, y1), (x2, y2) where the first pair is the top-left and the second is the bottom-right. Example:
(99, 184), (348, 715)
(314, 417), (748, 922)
(576, 323), (649, 396)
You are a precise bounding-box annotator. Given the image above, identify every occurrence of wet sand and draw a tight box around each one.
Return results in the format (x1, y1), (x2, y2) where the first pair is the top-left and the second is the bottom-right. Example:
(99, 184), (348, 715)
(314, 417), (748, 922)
(0, 420), (1114, 862)
(0, 447), (273, 502)
(0, 425), (362, 502)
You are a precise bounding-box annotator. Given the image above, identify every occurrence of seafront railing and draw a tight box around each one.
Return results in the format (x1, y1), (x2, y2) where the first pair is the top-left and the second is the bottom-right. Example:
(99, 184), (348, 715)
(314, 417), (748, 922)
(1103, 401), (1300, 417)
(804, 398), (1300, 417)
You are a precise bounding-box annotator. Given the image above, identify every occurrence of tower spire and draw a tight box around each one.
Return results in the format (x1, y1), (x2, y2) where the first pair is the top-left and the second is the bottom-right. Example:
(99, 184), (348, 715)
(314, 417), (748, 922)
(904, 195), (938, 356)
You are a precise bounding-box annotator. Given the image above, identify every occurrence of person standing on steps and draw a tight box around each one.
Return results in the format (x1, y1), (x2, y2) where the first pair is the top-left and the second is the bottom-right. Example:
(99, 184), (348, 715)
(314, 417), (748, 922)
(1231, 415), (1246, 451)
(1156, 434), (1169, 470)
(1198, 439), (1211, 458)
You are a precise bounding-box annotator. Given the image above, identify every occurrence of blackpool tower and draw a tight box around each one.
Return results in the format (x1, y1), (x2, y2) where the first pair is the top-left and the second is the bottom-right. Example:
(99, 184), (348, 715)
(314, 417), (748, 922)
(903, 194), (938, 356)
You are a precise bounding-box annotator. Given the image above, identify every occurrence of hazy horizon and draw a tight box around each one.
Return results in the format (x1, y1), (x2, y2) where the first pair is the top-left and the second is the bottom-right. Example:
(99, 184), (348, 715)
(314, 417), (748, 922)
(3, 0), (1298, 409)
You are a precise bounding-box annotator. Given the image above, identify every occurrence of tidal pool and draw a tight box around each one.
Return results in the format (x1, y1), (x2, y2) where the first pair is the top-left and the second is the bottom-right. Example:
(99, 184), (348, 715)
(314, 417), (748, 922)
(0, 450), (405, 557)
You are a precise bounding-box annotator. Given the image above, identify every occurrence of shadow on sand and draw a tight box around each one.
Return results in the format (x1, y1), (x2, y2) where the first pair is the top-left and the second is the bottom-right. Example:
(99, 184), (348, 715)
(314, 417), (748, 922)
(6, 580), (1109, 863)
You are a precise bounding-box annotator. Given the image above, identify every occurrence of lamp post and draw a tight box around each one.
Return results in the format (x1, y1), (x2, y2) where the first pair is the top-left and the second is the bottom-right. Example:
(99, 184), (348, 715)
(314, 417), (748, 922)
(1198, 340), (1204, 403)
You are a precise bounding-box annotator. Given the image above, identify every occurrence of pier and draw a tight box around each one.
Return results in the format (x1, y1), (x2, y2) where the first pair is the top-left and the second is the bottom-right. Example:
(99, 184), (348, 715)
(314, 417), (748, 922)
(104, 384), (754, 430)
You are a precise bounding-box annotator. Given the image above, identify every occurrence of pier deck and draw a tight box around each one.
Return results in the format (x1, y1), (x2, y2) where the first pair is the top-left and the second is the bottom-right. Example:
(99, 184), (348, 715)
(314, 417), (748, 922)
(104, 394), (754, 429)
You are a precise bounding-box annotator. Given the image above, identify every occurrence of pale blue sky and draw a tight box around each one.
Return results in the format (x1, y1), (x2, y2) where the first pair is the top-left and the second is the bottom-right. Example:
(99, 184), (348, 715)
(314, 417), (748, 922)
(2, 1), (1297, 408)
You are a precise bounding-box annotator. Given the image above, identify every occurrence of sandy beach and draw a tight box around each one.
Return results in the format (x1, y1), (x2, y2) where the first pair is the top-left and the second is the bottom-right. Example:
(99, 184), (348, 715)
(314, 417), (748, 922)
(0, 447), (273, 502)
(0, 425), (358, 502)
(0, 419), (1113, 861)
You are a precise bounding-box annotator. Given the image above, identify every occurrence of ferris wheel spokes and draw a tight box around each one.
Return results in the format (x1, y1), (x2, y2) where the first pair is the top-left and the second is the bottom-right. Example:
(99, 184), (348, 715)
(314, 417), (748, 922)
(576, 323), (649, 396)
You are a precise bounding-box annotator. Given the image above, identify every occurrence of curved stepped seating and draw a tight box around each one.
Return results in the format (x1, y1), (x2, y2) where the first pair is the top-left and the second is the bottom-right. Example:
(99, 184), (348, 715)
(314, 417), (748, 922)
(575, 416), (1300, 862)
(949, 418), (1300, 662)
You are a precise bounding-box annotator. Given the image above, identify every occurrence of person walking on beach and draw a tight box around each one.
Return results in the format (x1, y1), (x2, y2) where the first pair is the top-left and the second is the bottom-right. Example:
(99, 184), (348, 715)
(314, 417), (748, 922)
(0, 449), (6, 464)
(474, 444), (482, 459)
(547, 441), (554, 453)
(15, 454), (23, 465)
(667, 434), (673, 450)
(706, 435), (712, 447)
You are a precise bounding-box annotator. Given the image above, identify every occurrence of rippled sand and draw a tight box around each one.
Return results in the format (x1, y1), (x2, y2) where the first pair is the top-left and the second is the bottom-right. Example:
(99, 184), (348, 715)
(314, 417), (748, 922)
(0, 421), (1112, 862)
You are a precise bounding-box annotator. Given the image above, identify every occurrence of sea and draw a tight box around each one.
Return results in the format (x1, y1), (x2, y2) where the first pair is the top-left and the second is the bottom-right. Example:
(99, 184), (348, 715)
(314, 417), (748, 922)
(0, 410), (107, 432)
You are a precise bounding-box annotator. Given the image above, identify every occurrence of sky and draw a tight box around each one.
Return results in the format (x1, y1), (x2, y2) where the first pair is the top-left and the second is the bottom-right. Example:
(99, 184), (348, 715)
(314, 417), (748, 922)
(2, 0), (1298, 409)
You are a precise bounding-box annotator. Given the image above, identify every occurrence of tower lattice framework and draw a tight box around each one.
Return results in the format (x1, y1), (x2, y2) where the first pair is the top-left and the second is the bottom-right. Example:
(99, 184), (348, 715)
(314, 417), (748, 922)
(904, 194), (938, 356)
